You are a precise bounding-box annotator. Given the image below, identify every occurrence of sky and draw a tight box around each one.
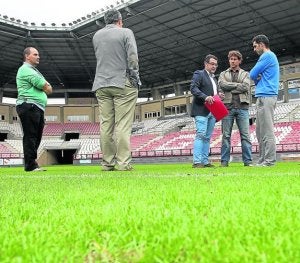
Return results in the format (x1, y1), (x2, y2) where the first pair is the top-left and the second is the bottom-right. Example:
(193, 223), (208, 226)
(1, 0), (119, 24)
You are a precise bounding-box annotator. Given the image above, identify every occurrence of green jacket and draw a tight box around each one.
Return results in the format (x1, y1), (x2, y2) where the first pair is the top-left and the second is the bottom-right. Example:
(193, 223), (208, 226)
(16, 62), (48, 110)
(218, 68), (251, 105)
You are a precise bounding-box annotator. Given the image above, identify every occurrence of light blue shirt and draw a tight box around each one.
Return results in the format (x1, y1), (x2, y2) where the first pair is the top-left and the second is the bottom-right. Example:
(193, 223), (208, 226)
(250, 51), (279, 97)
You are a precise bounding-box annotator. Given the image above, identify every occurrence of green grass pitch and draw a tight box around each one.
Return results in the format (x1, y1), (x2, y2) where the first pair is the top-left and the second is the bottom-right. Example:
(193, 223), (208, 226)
(0, 162), (300, 262)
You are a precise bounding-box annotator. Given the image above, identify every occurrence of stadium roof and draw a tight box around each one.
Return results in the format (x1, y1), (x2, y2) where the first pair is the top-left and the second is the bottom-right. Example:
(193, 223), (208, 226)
(0, 0), (299, 99)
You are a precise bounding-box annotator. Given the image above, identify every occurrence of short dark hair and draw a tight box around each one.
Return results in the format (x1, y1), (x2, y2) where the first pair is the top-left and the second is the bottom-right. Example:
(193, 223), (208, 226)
(252, 34), (270, 48)
(104, 9), (122, 24)
(204, 54), (218, 63)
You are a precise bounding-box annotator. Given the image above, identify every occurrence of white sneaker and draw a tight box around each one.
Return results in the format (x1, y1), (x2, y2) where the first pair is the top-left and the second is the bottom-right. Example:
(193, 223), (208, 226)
(32, 167), (47, 171)
(256, 162), (274, 167)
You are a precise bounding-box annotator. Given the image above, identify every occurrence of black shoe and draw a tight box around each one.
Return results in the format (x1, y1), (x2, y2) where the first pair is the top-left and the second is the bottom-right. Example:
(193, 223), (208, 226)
(25, 166), (46, 172)
(220, 162), (228, 167)
(193, 163), (215, 168)
(244, 163), (253, 167)
(204, 163), (215, 168)
(192, 163), (205, 168)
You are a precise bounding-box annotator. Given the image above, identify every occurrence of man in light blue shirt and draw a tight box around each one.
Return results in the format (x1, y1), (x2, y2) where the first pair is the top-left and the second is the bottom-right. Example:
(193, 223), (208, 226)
(250, 34), (279, 166)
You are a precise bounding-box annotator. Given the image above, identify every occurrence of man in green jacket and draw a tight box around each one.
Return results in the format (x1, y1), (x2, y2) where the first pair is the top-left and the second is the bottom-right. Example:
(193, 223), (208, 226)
(16, 47), (52, 172)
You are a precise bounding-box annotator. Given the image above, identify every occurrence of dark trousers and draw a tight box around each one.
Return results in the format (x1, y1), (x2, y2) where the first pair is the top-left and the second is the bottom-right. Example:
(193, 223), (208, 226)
(16, 103), (45, 171)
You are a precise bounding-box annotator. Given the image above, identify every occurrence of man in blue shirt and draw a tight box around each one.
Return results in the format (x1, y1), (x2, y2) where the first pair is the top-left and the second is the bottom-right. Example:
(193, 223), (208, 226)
(250, 35), (279, 166)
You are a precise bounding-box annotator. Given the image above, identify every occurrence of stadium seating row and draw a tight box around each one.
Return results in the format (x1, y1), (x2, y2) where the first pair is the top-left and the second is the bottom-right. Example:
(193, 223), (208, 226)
(1, 101), (299, 159)
(1, 121), (299, 157)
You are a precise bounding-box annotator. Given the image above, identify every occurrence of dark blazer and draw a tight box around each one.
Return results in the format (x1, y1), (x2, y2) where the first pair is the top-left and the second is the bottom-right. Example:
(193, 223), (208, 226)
(190, 69), (219, 117)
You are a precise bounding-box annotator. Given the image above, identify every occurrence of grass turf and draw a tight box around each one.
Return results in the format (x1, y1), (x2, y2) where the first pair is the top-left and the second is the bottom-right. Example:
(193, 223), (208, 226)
(0, 162), (299, 262)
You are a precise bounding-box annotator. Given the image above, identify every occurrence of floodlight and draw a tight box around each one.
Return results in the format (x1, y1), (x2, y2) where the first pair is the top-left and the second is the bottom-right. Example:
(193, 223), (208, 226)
(70, 31), (77, 38)
(125, 7), (135, 16)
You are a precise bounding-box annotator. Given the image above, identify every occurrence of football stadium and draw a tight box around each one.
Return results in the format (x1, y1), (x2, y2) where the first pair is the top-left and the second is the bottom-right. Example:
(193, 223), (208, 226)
(0, 0), (300, 262)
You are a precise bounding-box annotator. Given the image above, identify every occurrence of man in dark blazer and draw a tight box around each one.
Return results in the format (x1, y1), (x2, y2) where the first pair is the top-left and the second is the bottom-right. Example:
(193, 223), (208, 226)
(190, 54), (224, 168)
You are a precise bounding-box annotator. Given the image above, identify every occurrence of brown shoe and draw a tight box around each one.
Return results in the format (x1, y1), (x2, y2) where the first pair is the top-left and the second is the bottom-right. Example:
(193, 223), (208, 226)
(116, 165), (134, 171)
(102, 166), (115, 171)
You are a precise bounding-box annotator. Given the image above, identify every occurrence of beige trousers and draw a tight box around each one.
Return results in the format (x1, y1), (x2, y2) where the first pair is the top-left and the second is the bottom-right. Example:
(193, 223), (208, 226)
(96, 84), (138, 170)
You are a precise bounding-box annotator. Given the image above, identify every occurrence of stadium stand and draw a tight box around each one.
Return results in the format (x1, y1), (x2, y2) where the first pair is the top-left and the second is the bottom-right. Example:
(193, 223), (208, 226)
(1, 119), (300, 156)
(274, 103), (299, 121)
(0, 143), (13, 154)
(1, 102), (300, 165)
(0, 122), (23, 137)
(43, 122), (99, 136)
(5, 139), (23, 153)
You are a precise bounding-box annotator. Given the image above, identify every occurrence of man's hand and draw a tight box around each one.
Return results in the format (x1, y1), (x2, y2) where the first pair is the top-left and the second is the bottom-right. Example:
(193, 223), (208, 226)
(205, 96), (214, 105)
(43, 82), (52, 95)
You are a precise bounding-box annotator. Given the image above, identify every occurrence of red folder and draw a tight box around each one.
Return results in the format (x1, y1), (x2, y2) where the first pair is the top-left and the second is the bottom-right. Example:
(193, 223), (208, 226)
(204, 95), (229, 121)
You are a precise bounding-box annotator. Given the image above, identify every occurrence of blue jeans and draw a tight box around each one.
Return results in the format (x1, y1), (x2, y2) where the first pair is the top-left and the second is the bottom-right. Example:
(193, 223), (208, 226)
(221, 108), (252, 164)
(193, 113), (216, 165)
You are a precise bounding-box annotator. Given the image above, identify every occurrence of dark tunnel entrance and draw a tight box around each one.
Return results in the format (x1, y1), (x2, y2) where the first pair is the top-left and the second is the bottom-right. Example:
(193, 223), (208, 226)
(46, 149), (77, 165)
